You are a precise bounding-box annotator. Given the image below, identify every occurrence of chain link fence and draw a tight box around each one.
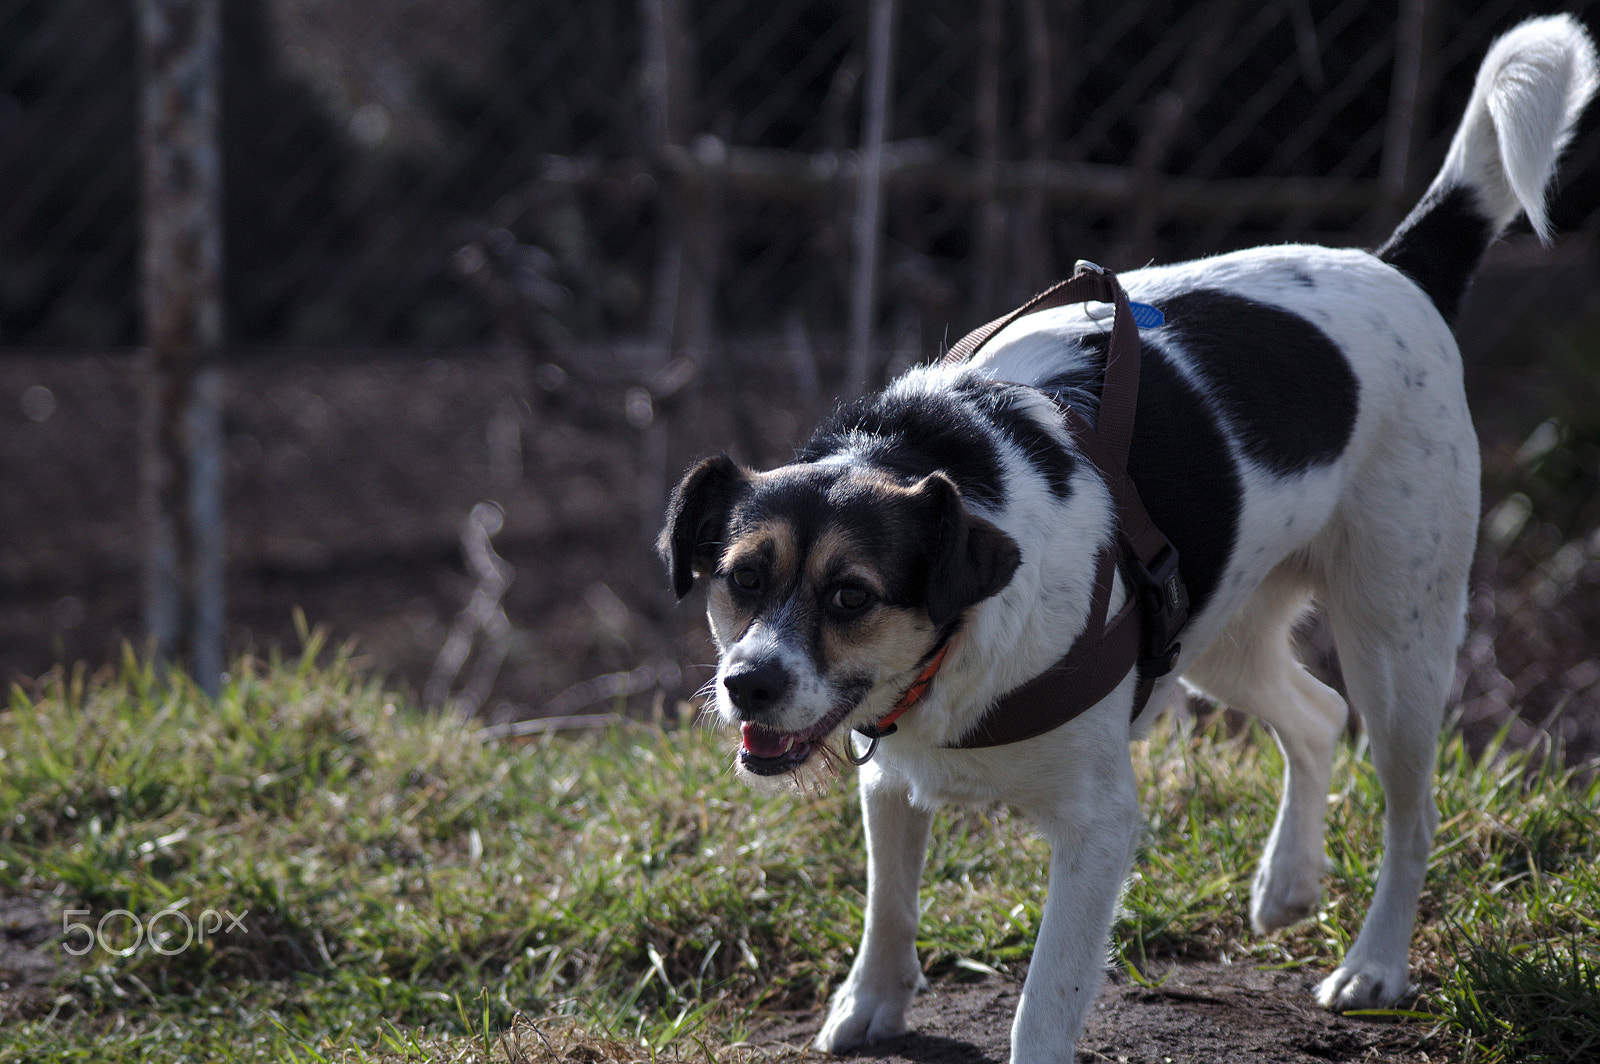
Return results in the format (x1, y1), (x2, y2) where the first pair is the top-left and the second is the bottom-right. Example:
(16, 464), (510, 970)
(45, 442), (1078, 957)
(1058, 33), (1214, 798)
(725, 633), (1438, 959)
(4, 0), (1600, 747)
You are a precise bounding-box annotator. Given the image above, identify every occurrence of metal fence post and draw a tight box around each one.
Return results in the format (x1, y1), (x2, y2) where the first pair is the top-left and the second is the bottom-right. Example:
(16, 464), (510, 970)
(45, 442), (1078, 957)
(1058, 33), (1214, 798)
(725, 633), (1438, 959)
(136, 0), (225, 695)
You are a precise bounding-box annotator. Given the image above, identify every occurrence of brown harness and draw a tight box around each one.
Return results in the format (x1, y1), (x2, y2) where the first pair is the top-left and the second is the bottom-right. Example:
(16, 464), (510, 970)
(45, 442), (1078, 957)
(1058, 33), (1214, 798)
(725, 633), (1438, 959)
(853, 262), (1190, 756)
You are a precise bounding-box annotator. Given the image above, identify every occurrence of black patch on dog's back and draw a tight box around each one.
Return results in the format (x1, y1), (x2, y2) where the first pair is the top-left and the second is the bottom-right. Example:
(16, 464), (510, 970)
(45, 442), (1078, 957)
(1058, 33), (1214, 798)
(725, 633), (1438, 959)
(1156, 289), (1359, 477)
(953, 377), (1076, 498)
(799, 389), (1008, 510)
(1128, 345), (1240, 618)
(1039, 360), (1105, 422)
(1376, 185), (1495, 323)
(1042, 332), (1240, 619)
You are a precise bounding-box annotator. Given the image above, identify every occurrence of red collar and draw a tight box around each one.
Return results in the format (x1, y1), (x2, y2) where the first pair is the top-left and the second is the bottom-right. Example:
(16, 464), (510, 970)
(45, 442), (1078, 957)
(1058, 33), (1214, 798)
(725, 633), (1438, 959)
(861, 639), (953, 739)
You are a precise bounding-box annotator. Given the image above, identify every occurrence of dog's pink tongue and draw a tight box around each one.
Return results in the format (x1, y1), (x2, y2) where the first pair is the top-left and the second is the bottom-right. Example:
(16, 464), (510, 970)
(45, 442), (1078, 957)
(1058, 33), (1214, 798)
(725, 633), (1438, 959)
(740, 722), (791, 758)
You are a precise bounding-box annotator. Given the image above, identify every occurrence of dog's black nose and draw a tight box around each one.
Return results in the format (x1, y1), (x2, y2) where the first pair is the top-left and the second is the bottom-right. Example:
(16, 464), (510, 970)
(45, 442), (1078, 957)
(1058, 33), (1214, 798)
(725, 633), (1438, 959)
(723, 660), (790, 714)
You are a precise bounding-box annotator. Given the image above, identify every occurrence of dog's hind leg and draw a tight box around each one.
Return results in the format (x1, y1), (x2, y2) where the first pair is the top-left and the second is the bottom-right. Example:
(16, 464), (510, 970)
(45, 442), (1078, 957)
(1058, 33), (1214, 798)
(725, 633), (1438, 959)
(815, 763), (932, 1052)
(1182, 568), (1349, 934)
(1310, 458), (1474, 1011)
(1313, 590), (1461, 1011)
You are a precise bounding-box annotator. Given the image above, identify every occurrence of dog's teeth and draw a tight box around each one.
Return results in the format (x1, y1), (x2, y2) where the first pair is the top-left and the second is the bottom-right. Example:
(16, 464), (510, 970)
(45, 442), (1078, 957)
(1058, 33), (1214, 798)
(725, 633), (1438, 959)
(779, 735), (795, 754)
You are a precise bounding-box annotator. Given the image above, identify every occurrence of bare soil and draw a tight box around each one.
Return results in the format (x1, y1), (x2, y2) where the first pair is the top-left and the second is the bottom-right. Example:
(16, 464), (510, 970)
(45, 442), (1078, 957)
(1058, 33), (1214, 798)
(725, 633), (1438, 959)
(755, 962), (1436, 1064)
(0, 892), (65, 1023)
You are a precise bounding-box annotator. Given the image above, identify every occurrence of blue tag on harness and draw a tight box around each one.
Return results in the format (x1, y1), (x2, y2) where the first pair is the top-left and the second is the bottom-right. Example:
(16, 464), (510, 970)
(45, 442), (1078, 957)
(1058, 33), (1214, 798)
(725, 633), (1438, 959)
(1128, 302), (1165, 328)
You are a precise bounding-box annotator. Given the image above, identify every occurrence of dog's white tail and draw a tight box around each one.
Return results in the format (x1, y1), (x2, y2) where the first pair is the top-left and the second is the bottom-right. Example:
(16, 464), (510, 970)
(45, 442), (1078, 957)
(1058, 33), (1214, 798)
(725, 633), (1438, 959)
(1379, 15), (1598, 319)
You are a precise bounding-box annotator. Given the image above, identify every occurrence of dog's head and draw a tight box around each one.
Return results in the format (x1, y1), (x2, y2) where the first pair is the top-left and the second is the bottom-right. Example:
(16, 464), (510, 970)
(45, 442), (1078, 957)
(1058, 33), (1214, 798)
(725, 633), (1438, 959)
(660, 453), (1020, 780)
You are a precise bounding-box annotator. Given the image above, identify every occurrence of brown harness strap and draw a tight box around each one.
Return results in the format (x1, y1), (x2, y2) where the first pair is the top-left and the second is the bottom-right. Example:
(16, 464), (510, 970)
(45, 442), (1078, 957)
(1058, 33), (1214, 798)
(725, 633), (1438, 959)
(938, 272), (1127, 367)
(921, 262), (1190, 748)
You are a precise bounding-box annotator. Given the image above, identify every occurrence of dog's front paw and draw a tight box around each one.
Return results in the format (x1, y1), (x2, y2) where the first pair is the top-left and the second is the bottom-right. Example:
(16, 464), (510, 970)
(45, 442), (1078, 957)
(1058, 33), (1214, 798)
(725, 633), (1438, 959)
(1315, 957), (1411, 1012)
(813, 967), (927, 1053)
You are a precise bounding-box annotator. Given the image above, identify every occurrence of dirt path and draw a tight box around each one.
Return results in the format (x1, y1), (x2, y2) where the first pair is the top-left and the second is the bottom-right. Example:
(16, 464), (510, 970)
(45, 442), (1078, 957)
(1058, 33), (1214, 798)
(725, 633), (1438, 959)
(757, 961), (1437, 1064)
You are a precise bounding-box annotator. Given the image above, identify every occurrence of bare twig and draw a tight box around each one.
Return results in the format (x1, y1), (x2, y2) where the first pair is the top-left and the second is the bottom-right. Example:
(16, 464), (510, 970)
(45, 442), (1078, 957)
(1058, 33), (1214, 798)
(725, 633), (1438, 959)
(973, 0), (1004, 316)
(425, 502), (515, 718)
(1380, 0), (1434, 222)
(1015, 0), (1054, 295)
(845, 0), (899, 398)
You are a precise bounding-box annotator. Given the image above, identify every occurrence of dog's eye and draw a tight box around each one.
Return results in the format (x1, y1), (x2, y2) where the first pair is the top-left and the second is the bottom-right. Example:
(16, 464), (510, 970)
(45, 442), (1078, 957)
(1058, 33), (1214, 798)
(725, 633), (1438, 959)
(829, 586), (872, 613)
(730, 567), (762, 591)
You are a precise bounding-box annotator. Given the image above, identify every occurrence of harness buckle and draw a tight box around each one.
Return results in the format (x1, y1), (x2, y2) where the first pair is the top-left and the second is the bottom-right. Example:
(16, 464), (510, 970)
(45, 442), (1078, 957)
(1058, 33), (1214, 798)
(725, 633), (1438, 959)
(1130, 543), (1189, 679)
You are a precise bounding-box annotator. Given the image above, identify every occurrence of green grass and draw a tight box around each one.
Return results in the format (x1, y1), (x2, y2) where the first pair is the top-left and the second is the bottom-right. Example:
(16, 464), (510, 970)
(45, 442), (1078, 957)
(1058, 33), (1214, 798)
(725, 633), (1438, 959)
(2, 643), (1597, 1063)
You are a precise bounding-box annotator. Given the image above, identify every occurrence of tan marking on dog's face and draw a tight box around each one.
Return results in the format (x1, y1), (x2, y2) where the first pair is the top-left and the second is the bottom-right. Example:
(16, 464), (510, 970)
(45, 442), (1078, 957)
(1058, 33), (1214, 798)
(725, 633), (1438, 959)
(821, 603), (939, 682)
(805, 524), (939, 680)
(804, 525), (885, 599)
(705, 518), (799, 650)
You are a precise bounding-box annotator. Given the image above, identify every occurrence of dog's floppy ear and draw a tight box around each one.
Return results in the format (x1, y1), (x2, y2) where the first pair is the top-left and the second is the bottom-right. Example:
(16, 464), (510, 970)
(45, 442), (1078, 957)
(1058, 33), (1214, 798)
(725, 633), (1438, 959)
(912, 472), (1021, 628)
(659, 454), (749, 598)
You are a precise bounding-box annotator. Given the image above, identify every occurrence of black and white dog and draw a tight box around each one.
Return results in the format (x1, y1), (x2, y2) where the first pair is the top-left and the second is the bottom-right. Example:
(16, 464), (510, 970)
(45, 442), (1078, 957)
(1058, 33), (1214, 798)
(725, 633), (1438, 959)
(660, 16), (1597, 1062)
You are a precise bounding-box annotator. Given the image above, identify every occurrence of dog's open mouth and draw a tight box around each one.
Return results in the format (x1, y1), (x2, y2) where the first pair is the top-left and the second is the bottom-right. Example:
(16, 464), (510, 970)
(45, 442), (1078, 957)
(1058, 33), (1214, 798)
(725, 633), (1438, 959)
(738, 706), (852, 775)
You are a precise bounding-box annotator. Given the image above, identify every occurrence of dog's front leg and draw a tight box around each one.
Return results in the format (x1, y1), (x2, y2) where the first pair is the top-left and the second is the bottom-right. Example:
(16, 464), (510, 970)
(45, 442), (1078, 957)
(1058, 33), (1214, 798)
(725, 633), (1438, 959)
(1011, 760), (1141, 1064)
(815, 764), (932, 1052)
